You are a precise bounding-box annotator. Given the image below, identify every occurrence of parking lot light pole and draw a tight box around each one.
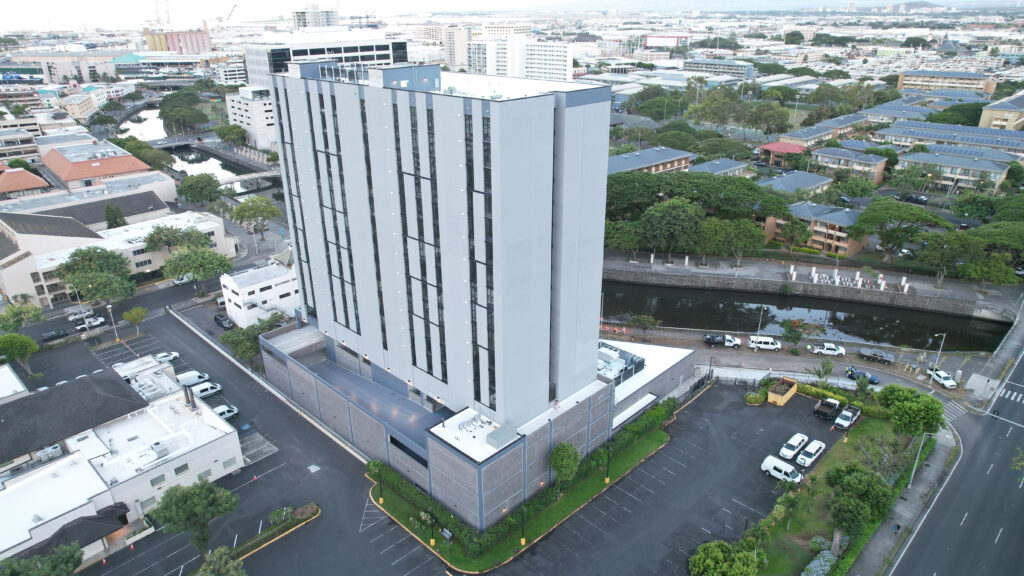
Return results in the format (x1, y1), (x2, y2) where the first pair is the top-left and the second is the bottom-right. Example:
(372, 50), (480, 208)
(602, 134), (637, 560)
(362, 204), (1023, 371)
(106, 304), (119, 342)
(605, 448), (611, 484)
(378, 467), (384, 505)
(933, 332), (947, 371)
(756, 305), (767, 338)
(429, 506), (435, 547)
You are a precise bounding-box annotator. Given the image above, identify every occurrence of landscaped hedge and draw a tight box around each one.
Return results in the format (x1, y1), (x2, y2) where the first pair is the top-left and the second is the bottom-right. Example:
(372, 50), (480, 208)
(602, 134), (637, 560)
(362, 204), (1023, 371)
(802, 550), (838, 576)
(792, 246), (822, 255)
(230, 503), (318, 559)
(824, 252), (847, 260)
(766, 240), (784, 249)
(367, 398), (678, 558)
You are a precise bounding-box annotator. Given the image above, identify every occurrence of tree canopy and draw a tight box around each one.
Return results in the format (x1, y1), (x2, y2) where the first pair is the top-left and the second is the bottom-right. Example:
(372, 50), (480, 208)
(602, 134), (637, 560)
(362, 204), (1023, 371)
(0, 333), (39, 374)
(197, 547), (247, 576)
(162, 246), (233, 283)
(150, 479), (238, 561)
(105, 203), (127, 229)
(232, 195), (283, 240)
(0, 544), (81, 576)
(638, 197), (704, 261)
(784, 31), (804, 45)
(109, 136), (174, 171)
(848, 197), (950, 262)
(213, 124), (247, 146)
(178, 174), (223, 204)
(915, 231), (986, 286)
(926, 102), (985, 126)
(220, 312), (286, 365)
(688, 540), (757, 576)
(0, 302), (43, 334)
(55, 246), (135, 303)
(145, 225), (211, 253)
(550, 442), (582, 488)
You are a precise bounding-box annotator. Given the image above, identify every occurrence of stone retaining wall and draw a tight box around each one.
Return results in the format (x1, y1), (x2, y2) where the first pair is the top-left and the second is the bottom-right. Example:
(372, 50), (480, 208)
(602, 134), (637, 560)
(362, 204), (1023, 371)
(603, 267), (996, 320)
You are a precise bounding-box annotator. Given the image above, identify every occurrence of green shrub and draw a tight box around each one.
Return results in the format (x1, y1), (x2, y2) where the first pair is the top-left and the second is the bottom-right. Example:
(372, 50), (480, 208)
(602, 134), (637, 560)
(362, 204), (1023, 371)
(766, 240), (784, 249)
(790, 348), (800, 355)
(268, 505), (293, 525)
(824, 252), (847, 260)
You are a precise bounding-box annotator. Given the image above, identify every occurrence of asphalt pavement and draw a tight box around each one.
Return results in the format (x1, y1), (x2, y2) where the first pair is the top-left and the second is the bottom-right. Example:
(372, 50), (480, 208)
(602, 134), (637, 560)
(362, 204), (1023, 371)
(888, 355), (1024, 576)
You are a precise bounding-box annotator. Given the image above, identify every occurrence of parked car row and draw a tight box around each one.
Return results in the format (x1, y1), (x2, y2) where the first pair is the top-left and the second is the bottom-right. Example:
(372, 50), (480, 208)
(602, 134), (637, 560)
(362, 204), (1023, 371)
(813, 397), (861, 430)
(167, 359), (239, 421)
(761, 432), (829, 484)
(703, 334), (782, 351)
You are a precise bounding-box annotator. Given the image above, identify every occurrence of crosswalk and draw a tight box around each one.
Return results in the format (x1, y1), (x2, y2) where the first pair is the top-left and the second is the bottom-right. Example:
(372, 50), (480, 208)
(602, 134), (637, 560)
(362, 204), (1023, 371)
(945, 400), (968, 421)
(996, 387), (1024, 404)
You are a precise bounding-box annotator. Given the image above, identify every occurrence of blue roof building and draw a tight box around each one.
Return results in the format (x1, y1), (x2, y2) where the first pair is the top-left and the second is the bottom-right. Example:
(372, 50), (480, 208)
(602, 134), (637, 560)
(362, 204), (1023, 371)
(757, 171), (833, 194)
(688, 158), (746, 176)
(607, 147), (699, 175)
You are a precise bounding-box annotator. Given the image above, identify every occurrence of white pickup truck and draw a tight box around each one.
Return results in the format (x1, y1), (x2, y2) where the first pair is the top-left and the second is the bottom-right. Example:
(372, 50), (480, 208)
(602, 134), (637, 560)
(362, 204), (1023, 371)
(808, 342), (846, 357)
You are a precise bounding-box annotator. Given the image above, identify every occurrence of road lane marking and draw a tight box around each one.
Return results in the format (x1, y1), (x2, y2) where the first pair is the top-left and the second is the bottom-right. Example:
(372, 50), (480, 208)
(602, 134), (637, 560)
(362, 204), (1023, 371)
(1008, 428), (1013, 438)
(987, 463), (994, 475)
(1019, 476), (1023, 489)
(701, 527), (711, 534)
(721, 507), (733, 514)
(731, 498), (765, 516)
(995, 527), (1003, 543)
(960, 512), (968, 526)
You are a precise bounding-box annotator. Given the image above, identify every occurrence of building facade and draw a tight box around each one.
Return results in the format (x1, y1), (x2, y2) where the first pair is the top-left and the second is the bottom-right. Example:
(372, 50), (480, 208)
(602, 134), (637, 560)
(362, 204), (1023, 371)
(0, 129), (38, 163)
(897, 70), (996, 94)
(215, 59), (248, 85)
(227, 86), (277, 151)
(466, 37), (573, 81)
(979, 92), (1024, 130)
(898, 151), (1008, 193)
(680, 59), (755, 80)
(143, 28), (212, 55)
(810, 147), (887, 184)
(443, 27), (472, 69)
(243, 40), (408, 89)
(764, 201), (865, 256)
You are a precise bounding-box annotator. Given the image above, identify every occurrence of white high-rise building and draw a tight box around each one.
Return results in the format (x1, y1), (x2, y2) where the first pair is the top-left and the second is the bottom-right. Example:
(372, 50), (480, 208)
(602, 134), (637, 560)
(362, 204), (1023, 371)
(481, 23), (532, 39)
(292, 6), (339, 28)
(442, 26), (472, 69)
(270, 61), (608, 427)
(467, 36), (572, 81)
(243, 40), (408, 89)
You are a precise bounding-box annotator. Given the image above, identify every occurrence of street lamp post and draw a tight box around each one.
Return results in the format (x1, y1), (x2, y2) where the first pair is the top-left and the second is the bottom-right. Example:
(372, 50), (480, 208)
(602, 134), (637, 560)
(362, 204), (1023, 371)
(605, 448), (611, 484)
(429, 506), (435, 547)
(520, 504), (526, 546)
(933, 332), (947, 371)
(756, 305), (767, 338)
(106, 304), (119, 342)
(908, 430), (948, 488)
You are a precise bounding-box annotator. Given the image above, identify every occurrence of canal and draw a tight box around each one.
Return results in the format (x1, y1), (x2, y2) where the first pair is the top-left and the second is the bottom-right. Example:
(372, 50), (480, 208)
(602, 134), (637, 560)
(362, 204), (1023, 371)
(601, 281), (1009, 352)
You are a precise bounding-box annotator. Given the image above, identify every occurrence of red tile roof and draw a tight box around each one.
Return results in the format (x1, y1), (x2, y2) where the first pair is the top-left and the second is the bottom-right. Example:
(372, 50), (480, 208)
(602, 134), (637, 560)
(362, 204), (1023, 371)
(0, 167), (49, 195)
(42, 148), (150, 184)
(760, 142), (807, 154)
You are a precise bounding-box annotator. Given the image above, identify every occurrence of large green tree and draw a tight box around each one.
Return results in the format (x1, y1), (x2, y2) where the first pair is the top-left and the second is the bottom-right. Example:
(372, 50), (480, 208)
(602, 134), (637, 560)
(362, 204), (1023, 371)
(162, 246), (233, 284)
(778, 219), (812, 253)
(219, 312), (285, 365)
(638, 197), (704, 262)
(232, 195), (283, 240)
(105, 203), (128, 229)
(123, 306), (147, 335)
(56, 246), (135, 303)
(0, 544), (81, 575)
(848, 197), (950, 262)
(178, 174), (223, 204)
(688, 540), (757, 576)
(970, 221), (1024, 264)
(784, 31), (804, 45)
(150, 479), (238, 561)
(891, 394), (945, 435)
(213, 124), (248, 147)
(0, 301), (43, 334)
(864, 147), (899, 173)
(926, 102), (986, 126)
(0, 333), (39, 374)
(916, 231), (986, 287)
(695, 217), (731, 266)
(726, 219), (764, 268)
(960, 252), (1021, 284)
(746, 101), (790, 134)
(109, 136), (174, 170)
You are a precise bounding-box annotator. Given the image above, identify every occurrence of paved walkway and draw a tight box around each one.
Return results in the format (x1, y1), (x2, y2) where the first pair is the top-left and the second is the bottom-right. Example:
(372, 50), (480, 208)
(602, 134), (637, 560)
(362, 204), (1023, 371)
(604, 251), (1024, 314)
(849, 427), (958, 576)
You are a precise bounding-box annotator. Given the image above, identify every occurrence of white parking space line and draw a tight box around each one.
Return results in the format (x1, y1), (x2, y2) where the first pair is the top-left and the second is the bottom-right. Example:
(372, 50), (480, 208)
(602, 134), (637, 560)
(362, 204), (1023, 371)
(379, 534), (410, 555)
(613, 484), (642, 503)
(402, 555), (436, 576)
(730, 498), (765, 516)
(574, 511), (607, 534)
(960, 512), (968, 526)
(391, 545), (422, 565)
(635, 466), (666, 485)
(369, 525), (398, 543)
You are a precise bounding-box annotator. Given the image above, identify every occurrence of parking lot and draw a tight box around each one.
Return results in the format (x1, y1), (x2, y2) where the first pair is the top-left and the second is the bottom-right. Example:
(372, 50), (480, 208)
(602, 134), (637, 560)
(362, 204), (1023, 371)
(481, 383), (848, 576)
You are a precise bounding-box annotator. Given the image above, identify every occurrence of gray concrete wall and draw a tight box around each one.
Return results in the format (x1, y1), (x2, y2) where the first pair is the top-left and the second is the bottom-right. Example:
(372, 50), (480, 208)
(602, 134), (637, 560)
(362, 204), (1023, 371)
(603, 267), (986, 319)
(481, 443), (525, 528)
(286, 362), (320, 417)
(349, 405), (388, 462)
(261, 348), (291, 397)
(316, 381), (353, 443)
(389, 446), (430, 492)
(427, 437), (481, 529)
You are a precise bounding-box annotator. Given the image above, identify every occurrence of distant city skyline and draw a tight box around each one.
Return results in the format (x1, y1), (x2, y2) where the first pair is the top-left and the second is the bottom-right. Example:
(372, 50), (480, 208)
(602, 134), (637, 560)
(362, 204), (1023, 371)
(1, 1), (1003, 35)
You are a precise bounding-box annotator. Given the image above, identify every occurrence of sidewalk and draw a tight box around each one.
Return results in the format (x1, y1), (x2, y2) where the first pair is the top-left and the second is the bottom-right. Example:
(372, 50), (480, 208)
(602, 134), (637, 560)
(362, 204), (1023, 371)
(849, 427), (958, 576)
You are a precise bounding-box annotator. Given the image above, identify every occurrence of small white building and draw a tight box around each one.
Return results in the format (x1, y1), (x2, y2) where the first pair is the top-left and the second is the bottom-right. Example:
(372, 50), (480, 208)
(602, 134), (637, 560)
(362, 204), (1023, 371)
(226, 86), (276, 151)
(0, 370), (243, 564)
(220, 262), (298, 328)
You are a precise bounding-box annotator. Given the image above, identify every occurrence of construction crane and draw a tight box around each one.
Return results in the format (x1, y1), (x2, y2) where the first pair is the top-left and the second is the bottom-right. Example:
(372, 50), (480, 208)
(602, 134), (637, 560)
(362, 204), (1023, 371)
(215, 4), (238, 30)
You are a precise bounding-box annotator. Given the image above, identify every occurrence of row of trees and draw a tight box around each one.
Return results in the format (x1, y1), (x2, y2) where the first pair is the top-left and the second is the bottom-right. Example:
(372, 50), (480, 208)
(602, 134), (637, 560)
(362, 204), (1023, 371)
(109, 136), (175, 171)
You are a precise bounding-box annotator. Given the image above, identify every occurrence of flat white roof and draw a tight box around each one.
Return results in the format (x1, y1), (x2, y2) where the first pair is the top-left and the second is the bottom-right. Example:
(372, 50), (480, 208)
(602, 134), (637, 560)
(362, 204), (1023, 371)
(0, 172), (171, 214)
(35, 211), (219, 270)
(89, 393), (235, 485)
(440, 71), (597, 101)
(223, 262), (294, 289)
(0, 451), (108, 554)
(612, 393), (657, 429)
(606, 340), (692, 405)
(0, 364), (26, 401)
(430, 409), (505, 463)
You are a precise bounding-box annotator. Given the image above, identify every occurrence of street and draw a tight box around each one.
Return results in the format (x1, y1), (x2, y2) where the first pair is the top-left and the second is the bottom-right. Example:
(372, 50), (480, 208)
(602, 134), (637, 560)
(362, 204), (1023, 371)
(890, 357), (1024, 576)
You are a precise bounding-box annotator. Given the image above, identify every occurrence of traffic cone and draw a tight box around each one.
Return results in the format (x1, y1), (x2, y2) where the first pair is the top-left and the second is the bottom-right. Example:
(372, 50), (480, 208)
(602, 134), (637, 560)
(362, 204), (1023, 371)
(830, 426), (835, 432)
(253, 475), (258, 482)
(102, 559), (107, 565)
(130, 544), (135, 551)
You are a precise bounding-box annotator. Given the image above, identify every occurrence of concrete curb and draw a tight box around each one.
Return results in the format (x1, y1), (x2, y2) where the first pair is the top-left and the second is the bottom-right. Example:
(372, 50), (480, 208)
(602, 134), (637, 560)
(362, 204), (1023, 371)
(236, 505), (322, 561)
(164, 306), (369, 464)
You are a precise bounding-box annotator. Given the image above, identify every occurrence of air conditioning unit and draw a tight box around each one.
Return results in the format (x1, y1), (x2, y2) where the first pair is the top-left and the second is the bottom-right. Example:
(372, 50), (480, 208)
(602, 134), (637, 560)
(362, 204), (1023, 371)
(36, 444), (63, 463)
(152, 441), (169, 458)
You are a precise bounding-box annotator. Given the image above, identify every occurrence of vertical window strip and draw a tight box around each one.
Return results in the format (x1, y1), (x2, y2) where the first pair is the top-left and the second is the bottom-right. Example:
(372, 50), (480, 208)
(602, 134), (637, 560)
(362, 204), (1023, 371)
(330, 92), (358, 333)
(482, 116), (495, 410)
(283, 83), (315, 316)
(427, 109), (446, 381)
(360, 100), (388, 350)
(308, 91), (337, 321)
(410, 107), (432, 375)
(465, 113), (480, 403)
(394, 102), (417, 367)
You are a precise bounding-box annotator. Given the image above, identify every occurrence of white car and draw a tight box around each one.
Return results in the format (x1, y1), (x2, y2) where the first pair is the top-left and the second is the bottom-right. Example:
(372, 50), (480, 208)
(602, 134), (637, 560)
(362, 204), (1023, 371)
(213, 403), (238, 420)
(68, 309), (95, 322)
(154, 352), (180, 363)
(779, 433), (809, 460)
(796, 440), (826, 467)
(75, 316), (106, 331)
(172, 274), (194, 285)
(928, 369), (957, 389)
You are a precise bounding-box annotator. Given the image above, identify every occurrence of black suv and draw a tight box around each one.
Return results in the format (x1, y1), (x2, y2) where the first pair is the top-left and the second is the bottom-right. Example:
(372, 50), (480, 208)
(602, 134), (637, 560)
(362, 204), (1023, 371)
(40, 330), (68, 343)
(214, 313), (234, 329)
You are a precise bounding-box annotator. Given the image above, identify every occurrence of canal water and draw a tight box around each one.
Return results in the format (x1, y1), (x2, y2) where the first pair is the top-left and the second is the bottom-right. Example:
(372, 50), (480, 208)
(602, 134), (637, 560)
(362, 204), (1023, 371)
(601, 281), (1009, 352)
(119, 108), (166, 141)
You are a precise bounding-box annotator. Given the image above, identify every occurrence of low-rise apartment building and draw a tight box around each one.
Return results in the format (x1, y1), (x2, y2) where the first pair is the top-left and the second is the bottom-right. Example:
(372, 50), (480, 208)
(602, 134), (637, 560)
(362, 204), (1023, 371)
(59, 93), (101, 121)
(220, 262), (299, 328)
(979, 92), (1024, 130)
(226, 87), (276, 151)
(778, 125), (834, 148)
(897, 70), (996, 94)
(764, 201), (865, 256)
(898, 151), (1009, 193)
(0, 163), (49, 199)
(688, 158), (747, 176)
(607, 147), (697, 175)
(810, 147), (887, 184)
(876, 121), (1024, 157)
(757, 170), (833, 194)
(680, 59), (755, 80)
(758, 141), (807, 168)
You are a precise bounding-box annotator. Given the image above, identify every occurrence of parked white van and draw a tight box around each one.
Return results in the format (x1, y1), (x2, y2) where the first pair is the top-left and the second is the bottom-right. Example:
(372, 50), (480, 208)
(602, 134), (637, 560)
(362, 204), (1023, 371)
(178, 370), (210, 386)
(191, 382), (222, 399)
(761, 455), (803, 483)
(747, 335), (782, 351)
